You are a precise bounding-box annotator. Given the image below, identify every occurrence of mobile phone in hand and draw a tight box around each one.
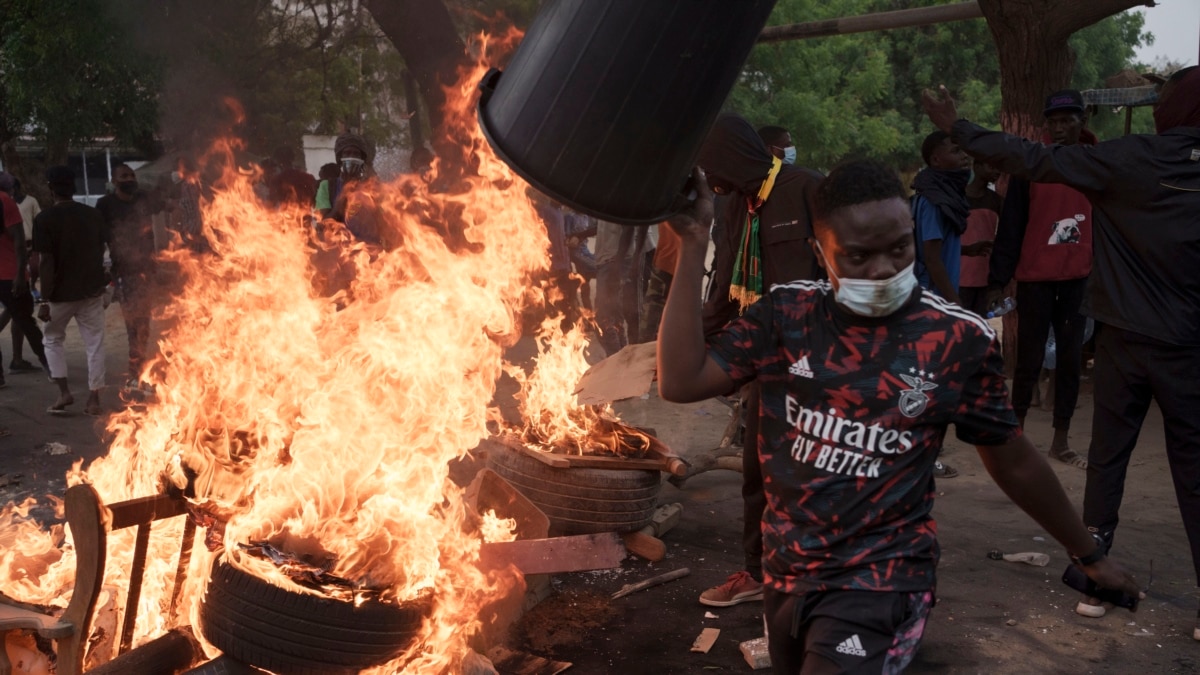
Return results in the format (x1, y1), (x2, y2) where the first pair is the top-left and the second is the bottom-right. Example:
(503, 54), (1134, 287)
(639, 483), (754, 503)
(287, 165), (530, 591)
(1061, 564), (1139, 611)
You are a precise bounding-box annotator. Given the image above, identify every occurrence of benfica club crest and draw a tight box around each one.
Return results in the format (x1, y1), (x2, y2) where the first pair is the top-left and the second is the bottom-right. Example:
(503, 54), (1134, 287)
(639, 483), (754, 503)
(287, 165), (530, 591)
(898, 371), (938, 418)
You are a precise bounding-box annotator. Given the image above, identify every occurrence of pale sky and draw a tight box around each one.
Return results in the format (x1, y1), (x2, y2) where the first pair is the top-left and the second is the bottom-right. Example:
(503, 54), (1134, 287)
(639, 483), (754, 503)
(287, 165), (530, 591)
(1132, 0), (1200, 68)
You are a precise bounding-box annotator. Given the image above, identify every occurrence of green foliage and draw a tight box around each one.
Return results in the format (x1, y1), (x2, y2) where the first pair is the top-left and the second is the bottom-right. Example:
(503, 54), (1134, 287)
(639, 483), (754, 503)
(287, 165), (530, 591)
(729, 0), (1151, 171)
(120, 0), (414, 157)
(0, 0), (162, 155)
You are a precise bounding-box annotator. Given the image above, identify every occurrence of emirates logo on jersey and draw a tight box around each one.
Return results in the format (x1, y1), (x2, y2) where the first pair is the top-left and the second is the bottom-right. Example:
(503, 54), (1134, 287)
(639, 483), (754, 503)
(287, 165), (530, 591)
(898, 370), (938, 418)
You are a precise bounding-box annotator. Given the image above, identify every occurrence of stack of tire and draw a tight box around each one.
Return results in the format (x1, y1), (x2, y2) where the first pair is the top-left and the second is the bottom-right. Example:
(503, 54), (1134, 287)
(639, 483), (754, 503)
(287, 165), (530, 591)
(487, 442), (661, 535)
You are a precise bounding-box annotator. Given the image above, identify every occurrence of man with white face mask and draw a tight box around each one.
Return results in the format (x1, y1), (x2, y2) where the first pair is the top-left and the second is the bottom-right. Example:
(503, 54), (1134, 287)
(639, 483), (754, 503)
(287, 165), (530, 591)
(758, 125), (797, 165)
(658, 160), (1142, 674)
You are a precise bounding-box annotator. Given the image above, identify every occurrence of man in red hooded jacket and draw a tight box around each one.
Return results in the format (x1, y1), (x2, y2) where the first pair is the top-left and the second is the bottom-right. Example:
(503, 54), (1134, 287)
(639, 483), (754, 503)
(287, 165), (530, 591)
(988, 90), (1095, 470)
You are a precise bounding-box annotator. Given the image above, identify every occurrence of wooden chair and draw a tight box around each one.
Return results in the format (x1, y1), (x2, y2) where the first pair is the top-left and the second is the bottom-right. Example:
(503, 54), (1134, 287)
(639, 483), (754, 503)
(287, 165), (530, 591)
(0, 484), (196, 675)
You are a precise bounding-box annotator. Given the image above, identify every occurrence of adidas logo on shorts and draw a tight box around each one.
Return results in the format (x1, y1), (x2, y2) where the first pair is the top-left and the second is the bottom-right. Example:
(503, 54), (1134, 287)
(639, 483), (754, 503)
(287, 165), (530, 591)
(835, 634), (868, 657)
(789, 355), (814, 379)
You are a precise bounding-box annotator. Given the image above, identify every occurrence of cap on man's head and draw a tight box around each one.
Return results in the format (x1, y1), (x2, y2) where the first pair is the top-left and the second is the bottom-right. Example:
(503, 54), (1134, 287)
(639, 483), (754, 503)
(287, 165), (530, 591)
(1044, 90), (1085, 116)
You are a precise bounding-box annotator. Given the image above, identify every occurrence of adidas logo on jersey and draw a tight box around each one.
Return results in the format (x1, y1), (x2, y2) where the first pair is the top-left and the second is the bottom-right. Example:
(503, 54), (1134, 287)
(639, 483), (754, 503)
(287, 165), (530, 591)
(835, 634), (868, 657)
(789, 355), (814, 379)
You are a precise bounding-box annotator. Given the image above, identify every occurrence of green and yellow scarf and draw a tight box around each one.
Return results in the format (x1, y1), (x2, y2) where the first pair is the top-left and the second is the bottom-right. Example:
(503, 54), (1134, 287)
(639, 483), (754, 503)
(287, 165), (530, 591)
(730, 156), (782, 307)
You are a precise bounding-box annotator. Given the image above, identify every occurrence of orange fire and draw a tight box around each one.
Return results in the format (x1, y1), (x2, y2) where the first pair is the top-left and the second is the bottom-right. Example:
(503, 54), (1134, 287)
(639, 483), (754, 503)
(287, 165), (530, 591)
(505, 318), (649, 458)
(0, 26), (593, 673)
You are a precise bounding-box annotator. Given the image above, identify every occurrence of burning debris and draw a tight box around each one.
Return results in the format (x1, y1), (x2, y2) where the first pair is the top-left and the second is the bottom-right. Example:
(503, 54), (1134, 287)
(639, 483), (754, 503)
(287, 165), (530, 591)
(237, 541), (379, 603)
(0, 26), (588, 673)
(504, 320), (654, 459)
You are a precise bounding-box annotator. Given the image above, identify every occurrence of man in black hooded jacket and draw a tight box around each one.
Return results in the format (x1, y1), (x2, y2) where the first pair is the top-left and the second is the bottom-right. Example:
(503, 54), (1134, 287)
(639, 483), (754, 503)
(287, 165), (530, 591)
(693, 113), (824, 608)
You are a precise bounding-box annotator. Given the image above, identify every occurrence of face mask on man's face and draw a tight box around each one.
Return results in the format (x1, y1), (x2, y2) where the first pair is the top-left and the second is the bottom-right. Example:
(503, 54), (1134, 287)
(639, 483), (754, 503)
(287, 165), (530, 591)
(341, 157), (366, 180)
(782, 146), (797, 165)
(117, 180), (138, 195)
(816, 242), (917, 317)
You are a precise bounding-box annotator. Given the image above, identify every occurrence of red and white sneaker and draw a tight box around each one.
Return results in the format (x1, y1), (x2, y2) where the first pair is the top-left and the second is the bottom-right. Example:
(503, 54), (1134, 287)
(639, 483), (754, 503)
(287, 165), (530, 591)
(699, 571), (763, 607)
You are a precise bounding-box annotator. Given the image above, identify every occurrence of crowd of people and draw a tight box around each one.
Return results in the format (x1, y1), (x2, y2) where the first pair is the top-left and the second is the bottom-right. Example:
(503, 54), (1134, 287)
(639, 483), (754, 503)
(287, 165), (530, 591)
(0, 129), (413, 421)
(652, 65), (1198, 672)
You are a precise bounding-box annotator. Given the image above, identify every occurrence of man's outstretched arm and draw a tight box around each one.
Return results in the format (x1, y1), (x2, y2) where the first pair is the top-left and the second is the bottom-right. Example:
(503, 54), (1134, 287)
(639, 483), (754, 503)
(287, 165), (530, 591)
(977, 436), (1142, 600)
(922, 85), (1114, 194)
(657, 168), (736, 403)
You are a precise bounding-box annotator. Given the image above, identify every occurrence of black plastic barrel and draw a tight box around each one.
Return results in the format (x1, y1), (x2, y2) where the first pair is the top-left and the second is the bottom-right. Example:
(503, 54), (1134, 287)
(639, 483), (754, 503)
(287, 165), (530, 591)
(478, 0), (778, 225)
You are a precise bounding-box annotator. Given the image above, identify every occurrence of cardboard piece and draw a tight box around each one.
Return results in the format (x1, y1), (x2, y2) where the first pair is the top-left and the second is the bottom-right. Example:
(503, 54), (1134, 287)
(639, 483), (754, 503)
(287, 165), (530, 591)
(690, 627), (720, 654)
(574, 341), (657, 405)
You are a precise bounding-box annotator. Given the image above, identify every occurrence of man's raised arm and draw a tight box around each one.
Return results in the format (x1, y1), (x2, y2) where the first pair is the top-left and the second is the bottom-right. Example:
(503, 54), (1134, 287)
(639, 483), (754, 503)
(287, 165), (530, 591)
(657, 168), (736, 403)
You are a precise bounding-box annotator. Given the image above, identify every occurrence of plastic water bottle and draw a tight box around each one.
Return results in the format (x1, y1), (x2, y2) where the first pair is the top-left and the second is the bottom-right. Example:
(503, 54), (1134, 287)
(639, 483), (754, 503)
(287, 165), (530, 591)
(986, 297), (1016, 319)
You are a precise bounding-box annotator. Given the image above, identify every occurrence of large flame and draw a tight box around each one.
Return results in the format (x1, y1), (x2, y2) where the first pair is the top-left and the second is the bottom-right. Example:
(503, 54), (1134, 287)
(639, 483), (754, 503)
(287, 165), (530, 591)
(0, 27), (573, 673)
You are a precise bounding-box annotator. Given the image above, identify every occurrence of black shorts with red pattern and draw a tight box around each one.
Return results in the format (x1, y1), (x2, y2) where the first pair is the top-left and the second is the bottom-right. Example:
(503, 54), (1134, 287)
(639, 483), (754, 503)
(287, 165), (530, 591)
(764, 586), (934, 674)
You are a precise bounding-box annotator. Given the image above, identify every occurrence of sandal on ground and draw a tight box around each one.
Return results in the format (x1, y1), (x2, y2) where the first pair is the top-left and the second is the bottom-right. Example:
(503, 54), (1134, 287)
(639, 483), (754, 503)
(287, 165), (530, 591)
(1076, 595), (1106, 618)
(933, 461), (959, 478)
(1050, 448), (1088, 469)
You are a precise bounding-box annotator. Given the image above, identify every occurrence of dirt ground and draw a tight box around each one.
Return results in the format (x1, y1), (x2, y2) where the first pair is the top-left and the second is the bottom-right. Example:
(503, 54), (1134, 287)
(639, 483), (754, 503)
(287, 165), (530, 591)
(1, 312), (1198, 674)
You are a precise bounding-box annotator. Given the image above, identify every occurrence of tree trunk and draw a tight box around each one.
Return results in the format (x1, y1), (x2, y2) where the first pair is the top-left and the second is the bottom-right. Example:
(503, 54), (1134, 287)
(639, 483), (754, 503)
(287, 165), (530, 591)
(977, 0), (1150, 365)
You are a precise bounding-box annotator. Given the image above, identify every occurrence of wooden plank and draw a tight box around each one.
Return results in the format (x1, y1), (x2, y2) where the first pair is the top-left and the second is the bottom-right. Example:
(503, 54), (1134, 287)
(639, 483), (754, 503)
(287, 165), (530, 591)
(479, 533), (625, 575)
(467, 469), (550, 540)
(119, 522), (152, 654)
(507, 439), (572, 468)
(107, 493), (189, 531)
(548, 453), (667, 472)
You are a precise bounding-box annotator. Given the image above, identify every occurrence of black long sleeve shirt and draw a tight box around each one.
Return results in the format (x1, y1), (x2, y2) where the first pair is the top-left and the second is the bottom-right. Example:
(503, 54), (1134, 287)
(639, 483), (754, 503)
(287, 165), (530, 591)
(953, 120), (1200, 346)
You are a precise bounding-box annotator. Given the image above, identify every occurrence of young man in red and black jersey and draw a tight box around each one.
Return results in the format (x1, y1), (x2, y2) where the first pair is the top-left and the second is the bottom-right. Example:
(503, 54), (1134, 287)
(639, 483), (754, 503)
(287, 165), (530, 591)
(658, 161), (1141, 673)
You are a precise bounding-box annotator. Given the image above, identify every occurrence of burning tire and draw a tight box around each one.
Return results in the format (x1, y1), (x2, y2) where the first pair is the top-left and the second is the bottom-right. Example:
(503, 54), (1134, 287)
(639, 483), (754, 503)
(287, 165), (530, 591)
(199, 559), (430, 675)
(487, 443), (660, 535)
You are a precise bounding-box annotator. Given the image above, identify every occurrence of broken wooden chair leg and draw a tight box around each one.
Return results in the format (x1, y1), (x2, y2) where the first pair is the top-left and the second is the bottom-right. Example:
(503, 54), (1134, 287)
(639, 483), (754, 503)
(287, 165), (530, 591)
(667, 451), (743, 488)
(87, 627), (202, 675)
(611, 567), (691, 600)
(621, 503), (683, 561)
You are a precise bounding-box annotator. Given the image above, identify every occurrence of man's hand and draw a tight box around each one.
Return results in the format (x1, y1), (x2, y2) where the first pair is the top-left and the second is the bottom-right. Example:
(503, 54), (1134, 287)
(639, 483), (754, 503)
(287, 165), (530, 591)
(962, 240), (994, 257)
(665, 167), (714, 245)
(922, 85), (959, 134)
(986, 287), (1004, 311)
(1083, 557), (1145, 610)
(37, 304), (50, 322)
